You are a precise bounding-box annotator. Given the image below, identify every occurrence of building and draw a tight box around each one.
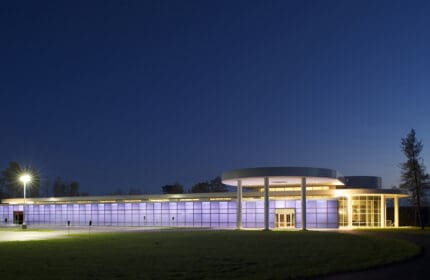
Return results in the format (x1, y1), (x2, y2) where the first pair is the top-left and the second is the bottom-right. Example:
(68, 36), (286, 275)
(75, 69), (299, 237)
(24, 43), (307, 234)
(0, 167), (408, 229)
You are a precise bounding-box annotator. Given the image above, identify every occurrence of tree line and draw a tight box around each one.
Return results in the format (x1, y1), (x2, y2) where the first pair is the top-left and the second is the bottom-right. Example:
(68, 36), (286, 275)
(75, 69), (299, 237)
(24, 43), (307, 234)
(0, 161), (85, 199)
(0, 161), (228, 199)
(161, 176), (229, 194)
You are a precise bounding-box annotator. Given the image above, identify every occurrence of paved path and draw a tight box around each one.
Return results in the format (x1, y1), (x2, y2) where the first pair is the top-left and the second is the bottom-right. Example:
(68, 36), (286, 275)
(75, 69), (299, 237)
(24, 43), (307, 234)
(319, 231), (430, 280)
(0, 230), (66, 242)
(0, 225), (215, 241)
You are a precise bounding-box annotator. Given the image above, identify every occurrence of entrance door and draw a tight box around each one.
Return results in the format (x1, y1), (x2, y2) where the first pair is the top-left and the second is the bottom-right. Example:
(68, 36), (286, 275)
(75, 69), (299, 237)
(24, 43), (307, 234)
(275, 209), (295, 228)
(13, 211), (24, 224)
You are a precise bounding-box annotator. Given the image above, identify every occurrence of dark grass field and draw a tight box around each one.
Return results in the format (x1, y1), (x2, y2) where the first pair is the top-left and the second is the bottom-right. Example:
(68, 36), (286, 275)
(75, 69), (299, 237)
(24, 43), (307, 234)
(0, 230), (420, 279)
(322, 228), (430, 280)
(356, 227), (430, 234)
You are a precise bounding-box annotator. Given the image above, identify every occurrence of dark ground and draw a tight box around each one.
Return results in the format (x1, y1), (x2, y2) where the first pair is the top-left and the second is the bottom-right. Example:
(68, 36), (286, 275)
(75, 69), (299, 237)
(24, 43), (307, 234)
(319, 231), (430, 280)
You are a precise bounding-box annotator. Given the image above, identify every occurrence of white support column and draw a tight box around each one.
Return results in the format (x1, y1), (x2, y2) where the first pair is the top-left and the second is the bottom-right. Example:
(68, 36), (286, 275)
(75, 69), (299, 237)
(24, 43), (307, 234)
(380, 195), (385, 228)
(347, 195), (353, 228)
(237, 180), (242, 229)
(394, 196), (399, 228)
(301, 177), (306, 230)
(264, 177), (269, 231)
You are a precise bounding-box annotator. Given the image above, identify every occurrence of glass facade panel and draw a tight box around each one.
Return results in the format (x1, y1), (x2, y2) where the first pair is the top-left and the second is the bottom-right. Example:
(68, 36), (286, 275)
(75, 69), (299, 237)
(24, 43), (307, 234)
(338, 197), (348, 226)
(338, 196), (381, 227)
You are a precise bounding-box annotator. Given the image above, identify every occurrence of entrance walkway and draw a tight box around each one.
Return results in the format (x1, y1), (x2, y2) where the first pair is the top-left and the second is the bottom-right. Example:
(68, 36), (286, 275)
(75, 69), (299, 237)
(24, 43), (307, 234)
(0, 230), (65, 242)
(0, 225), (215, 242)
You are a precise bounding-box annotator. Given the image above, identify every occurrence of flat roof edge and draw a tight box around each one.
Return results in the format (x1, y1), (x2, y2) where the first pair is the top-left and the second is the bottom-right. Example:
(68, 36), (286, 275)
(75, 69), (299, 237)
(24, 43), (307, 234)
(222, 167), (339, 181)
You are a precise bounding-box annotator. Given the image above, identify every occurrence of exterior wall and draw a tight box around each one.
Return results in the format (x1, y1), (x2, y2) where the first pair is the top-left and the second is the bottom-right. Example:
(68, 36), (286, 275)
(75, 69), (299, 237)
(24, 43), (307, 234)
(241, 199), (338, 228)
(0, 201), (238, 228)
(0, 199), (339, 229)
(295, 199), (338, 228)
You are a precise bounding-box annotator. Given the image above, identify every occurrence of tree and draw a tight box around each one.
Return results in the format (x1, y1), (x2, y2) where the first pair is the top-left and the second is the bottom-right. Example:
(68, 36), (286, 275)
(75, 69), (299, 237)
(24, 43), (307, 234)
(1, 161), (24, 197)
(208, 176), (228, 192)
(52, 177), (68, 197)
(0, 177), (6, 199)
(0, 161), (40, 198)
(400, 129), (429, 229)
(52, 178), (81, 197)
(69, 181), (80, 196)
(41, 178), (51, 197)
(190, 176), (229, 193)
(190, 181), (210, 193)
(162, 183), (184, 194)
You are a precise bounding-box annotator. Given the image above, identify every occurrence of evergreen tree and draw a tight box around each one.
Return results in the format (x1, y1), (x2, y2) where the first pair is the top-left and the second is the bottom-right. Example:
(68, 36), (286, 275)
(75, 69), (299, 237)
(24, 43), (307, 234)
(400, 129), (429, 229)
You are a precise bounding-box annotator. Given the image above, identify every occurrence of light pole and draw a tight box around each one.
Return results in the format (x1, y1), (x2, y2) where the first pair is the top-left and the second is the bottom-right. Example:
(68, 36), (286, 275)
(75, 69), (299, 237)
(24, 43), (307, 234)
(19, 173), (31, 229)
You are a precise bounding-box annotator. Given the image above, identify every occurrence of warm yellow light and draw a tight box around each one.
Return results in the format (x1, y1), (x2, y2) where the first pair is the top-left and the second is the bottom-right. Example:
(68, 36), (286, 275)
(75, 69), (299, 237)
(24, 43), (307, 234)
(19, 173), (32, 184)
(149, 199), (170, 202)
(178, 198), (200, 201)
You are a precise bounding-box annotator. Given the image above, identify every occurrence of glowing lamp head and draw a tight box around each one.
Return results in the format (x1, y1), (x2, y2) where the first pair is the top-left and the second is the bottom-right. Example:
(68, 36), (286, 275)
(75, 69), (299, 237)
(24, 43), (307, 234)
(19, 174), (32, 184)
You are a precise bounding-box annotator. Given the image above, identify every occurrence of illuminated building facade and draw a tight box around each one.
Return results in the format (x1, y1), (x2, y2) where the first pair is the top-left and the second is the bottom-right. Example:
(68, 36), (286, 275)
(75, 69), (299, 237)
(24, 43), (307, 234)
(0, 167), (407, 229)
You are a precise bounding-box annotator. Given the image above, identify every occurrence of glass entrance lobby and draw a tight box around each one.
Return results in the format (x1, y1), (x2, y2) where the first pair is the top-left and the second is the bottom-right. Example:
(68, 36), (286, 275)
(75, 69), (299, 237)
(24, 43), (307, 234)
(275, 209), (295, 228)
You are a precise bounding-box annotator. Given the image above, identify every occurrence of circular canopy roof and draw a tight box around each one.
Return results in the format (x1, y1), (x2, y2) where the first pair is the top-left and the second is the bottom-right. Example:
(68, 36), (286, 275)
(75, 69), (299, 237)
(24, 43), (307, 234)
(222, 167), (343, 187)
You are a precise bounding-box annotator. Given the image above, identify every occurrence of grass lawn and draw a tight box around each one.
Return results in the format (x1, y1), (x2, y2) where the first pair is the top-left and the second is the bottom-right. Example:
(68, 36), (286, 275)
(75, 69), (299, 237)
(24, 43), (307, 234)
(0, 230), (420, 279)
(356, 226), (430, 235)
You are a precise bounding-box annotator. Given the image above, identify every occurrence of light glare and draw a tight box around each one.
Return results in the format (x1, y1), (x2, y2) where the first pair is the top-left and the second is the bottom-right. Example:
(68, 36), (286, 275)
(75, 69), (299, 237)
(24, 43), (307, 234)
(19, 174), (31, 184)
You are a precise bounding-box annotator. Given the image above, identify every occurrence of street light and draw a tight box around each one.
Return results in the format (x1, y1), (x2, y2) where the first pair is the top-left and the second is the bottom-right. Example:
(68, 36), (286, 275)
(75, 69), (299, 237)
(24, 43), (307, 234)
(19, 173), (31, 229)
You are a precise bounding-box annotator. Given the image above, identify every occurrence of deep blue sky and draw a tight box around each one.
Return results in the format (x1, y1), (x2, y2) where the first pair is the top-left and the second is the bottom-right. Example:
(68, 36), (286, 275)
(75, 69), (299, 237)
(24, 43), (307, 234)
(1, 1), (429, 195)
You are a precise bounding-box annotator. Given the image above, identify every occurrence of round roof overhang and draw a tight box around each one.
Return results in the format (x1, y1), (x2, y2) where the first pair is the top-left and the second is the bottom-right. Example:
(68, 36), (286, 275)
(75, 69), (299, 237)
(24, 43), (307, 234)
(222, 167), (343, 186)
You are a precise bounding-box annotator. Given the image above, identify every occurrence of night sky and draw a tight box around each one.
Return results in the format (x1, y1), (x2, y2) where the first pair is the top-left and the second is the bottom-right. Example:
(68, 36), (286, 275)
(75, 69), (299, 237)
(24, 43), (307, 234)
(1, 1), (429, 195)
